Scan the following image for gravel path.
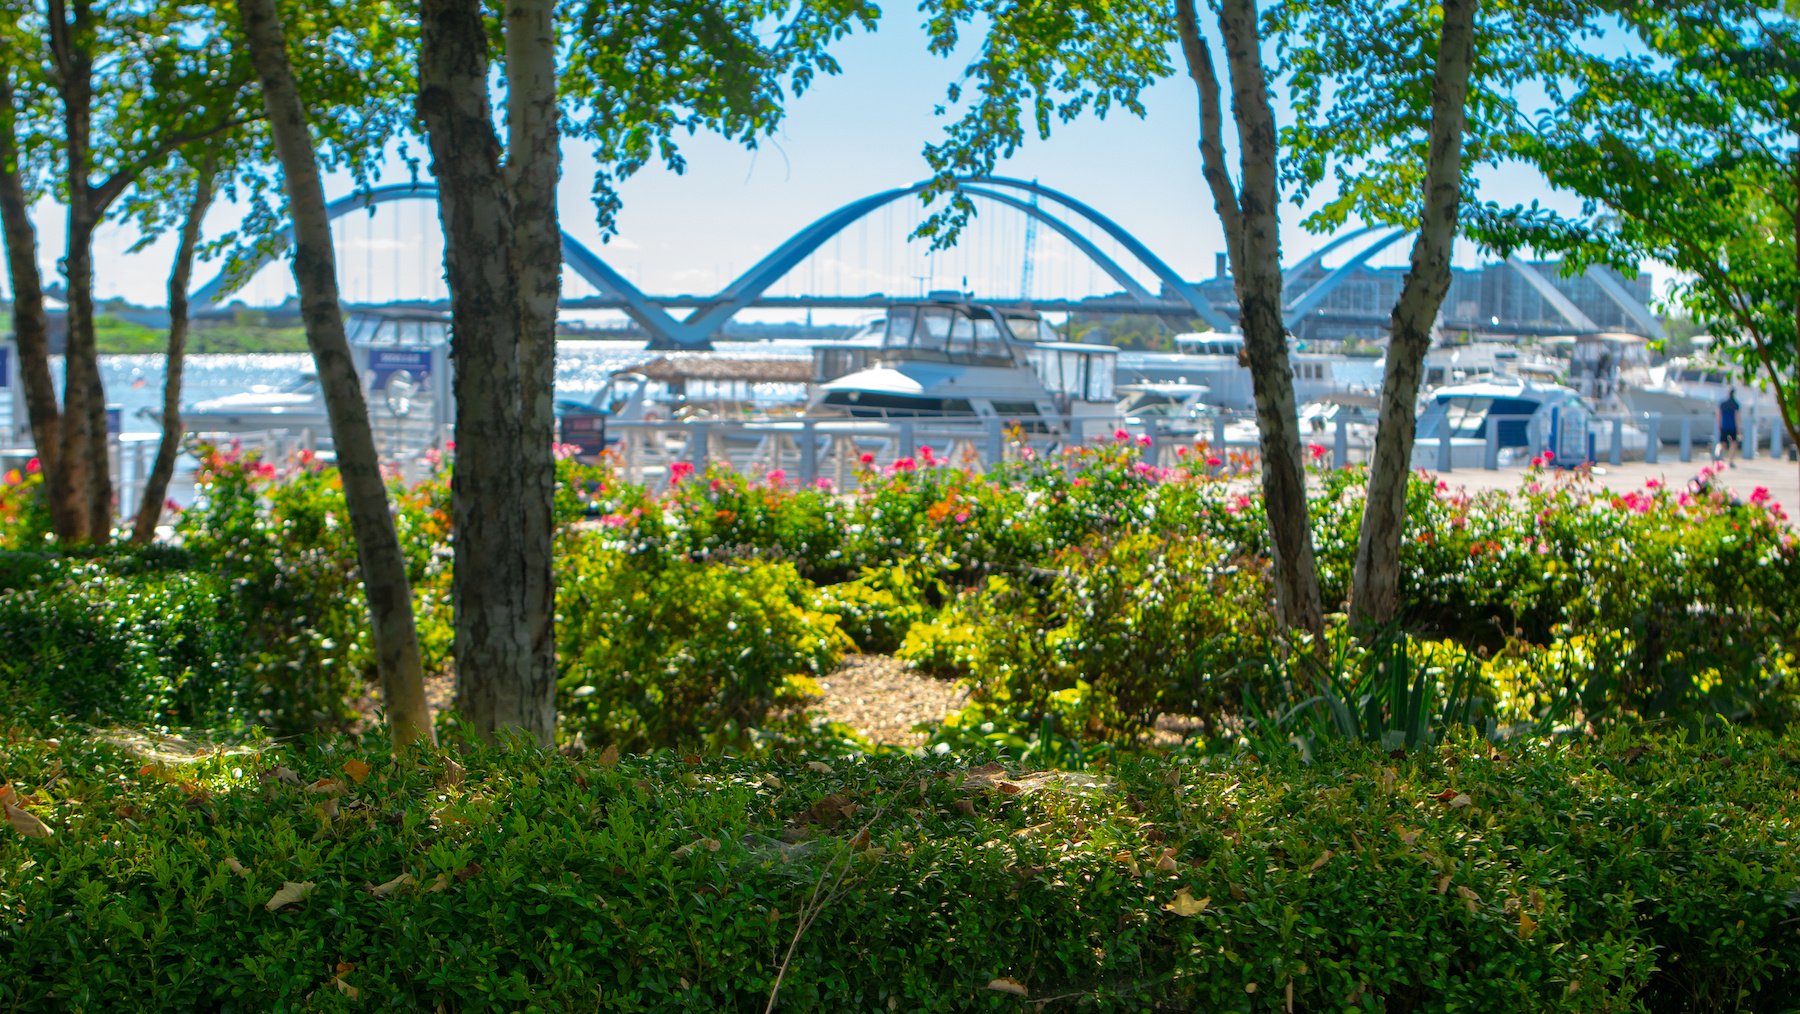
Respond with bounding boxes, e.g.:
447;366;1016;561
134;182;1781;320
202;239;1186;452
811;654;968;747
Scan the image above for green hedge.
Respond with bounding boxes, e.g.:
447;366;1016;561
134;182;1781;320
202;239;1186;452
4;723;1797;1011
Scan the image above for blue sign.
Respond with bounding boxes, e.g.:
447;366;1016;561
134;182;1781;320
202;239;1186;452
0;346;10;389
368;348;434;387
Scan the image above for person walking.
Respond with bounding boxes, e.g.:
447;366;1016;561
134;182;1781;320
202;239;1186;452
1715;388;1742;467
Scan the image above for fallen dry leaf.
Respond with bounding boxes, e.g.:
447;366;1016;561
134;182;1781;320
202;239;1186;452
307;778;345;796
368;872;414;897
1447;793;1473;809
985;977;1029;997
442;760;466;788
264;881;315;912
1430;788;1459;803
333;977;359;1000
1113;850;1141;877
1435;875;1453;895
263;765;302;786
1309;849;1334;872
597;743;620;768
1519;909;1538;939
5;801;52;839
1164;888;1209;917
427;873;450;893
805;761;834;774
224;857;248;877
1155;848;1180;873
1395;826;1422;846
1456;885;1480;913
342;759;372;785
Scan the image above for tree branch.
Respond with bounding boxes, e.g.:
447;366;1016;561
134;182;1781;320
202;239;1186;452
1175;0;1244;265
91;108;258;212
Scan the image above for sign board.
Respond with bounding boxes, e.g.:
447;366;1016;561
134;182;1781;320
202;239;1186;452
559;412;609;459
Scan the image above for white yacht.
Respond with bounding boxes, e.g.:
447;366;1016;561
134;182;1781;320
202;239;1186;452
810;297;1120;433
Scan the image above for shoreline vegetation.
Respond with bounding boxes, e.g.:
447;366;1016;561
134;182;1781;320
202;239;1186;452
4;441;1798;1008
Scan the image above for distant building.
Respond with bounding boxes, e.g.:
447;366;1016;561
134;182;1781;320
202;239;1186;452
1280;259;1656;342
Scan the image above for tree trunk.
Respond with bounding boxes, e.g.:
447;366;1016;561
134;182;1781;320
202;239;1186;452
47;0;104;541
420;0;553;746
1350;0;1478;628
504;0;560;742
1213;0;1325;639
236;0;435;748
131;165;214;544
0;67;62;494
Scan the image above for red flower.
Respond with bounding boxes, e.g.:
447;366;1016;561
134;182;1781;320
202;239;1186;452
24;457;39;475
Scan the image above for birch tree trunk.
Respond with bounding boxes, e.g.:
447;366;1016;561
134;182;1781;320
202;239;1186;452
504;0;560;741
419;0;554;746
131;164;214;544
0;67;62;491
1182;0;1325;639
1350;0;1478;627
235;0;435;748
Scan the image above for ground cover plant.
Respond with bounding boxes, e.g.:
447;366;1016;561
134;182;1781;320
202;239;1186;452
3;715;1798;1011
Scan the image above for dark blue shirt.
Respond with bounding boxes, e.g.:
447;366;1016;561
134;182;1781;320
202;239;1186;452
1720;395;1740;431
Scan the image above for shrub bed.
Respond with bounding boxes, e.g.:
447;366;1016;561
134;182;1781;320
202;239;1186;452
2;722;1797;1011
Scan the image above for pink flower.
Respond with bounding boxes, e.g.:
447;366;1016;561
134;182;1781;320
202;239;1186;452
255;461;277;479
1308;443;1328;461
24;457;39;475
599;513;629;528
1644;478;1662;490
859;452;875;466
1176;446;1189;458
163;498;180;512
892;457;916;473
1113;428;1130;441
669;461;695;482
954;511;969;523
1205;456;1222;468
709;478;726;493
3;469;20;487
814;477;834;491
1750;486;1772;505
919;445;937;465
423;447;443;469
1137;434;1153;447
766;469;786;486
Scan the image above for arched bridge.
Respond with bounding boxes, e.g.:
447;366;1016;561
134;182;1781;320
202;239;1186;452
195;181;1660;348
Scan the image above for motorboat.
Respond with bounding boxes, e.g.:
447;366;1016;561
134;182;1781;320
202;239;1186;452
1220;394;1381;450
1411;377;1603;469
810;296;1120;434
1116;382;1217;434
1119;331;1363;411
179;373;330;435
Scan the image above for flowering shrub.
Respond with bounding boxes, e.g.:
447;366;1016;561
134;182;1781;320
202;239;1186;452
556;537;850;751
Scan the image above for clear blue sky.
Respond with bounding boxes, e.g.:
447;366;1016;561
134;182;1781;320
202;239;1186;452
23;13;1609;317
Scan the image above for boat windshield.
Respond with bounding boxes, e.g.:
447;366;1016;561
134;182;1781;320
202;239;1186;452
883;306;1013;362
1420;395;1539;444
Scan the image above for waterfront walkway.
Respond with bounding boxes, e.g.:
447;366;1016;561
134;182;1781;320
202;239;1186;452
1423;452;1799;516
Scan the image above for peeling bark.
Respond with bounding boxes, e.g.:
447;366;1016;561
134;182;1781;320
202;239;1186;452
237;0;435;748
1350;0;1478;627
131;164;214;544
419;0;553;746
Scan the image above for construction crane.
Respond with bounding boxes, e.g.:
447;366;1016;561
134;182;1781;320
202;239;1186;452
1018;180;1040;302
